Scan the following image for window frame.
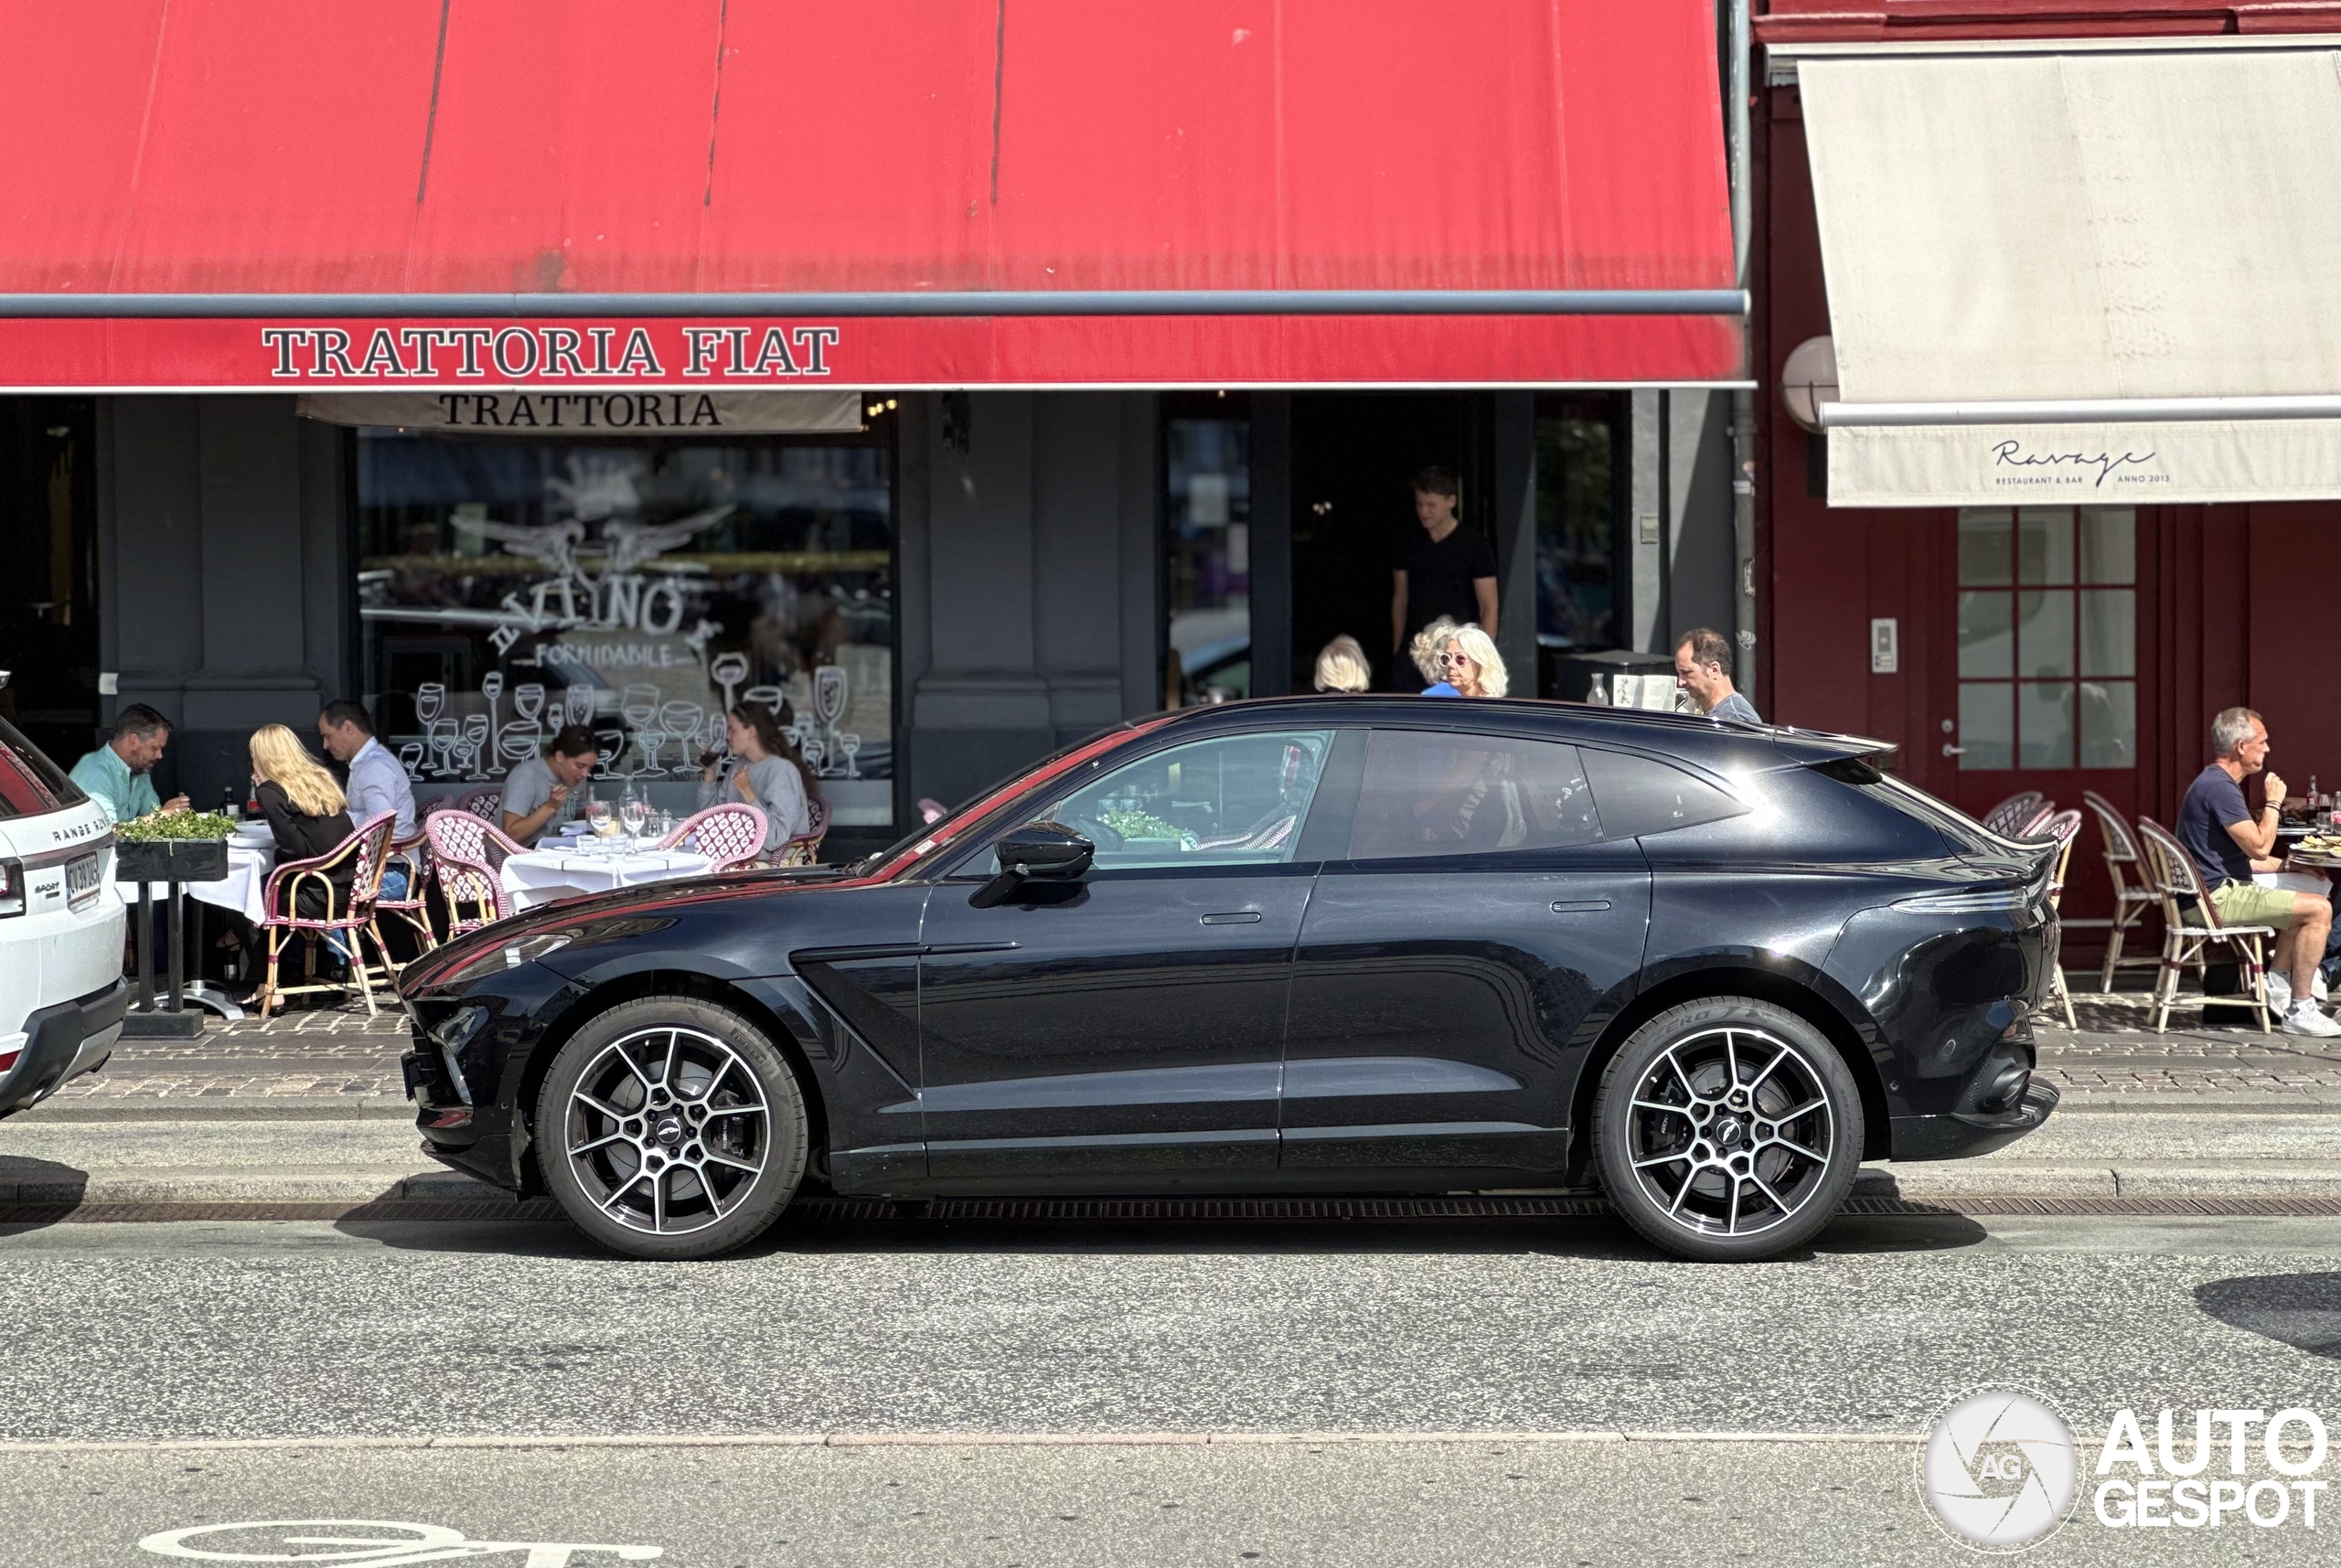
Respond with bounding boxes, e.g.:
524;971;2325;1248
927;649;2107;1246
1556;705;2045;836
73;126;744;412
1954;505;2137;773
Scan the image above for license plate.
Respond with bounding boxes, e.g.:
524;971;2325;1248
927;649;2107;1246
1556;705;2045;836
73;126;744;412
64;853;101;909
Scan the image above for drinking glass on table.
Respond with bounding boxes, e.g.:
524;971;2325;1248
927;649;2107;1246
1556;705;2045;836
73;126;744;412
620;796;649;845
583;795;614;846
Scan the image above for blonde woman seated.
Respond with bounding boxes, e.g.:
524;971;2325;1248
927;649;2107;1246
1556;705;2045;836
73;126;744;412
1312;635;1373;693
1410;616;1463;694
241;723;358;1004
1438;623;1509;699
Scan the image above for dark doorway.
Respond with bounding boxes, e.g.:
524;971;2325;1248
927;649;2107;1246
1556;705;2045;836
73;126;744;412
0;399;101;765
1290;393;1485;693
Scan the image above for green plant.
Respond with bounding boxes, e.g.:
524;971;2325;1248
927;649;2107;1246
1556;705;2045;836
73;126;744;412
114;809;236;841
1099;805;1182;841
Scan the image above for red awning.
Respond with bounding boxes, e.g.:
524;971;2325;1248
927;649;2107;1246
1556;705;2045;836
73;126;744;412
0;0;1741;389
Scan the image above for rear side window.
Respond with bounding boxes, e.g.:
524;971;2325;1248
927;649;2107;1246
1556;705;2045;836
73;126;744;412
1348;731;1602;859
1582;749;1747;839
0;718;81;819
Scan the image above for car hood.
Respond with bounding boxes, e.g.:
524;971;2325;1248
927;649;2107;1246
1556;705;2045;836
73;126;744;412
397;865;876;996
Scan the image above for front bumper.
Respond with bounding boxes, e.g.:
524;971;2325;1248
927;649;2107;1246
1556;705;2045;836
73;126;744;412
0;976;129;1119
1887;1079;2060;1162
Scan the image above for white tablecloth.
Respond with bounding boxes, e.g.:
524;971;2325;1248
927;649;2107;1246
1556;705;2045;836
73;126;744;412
114;836;277;923
499;848;714;912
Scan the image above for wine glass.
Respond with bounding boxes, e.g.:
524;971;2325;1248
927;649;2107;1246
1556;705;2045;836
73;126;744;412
396;741;425;780
710;652;749;717
583;795;613;846
621;795;650;846
480;673;505;771
502;681;545;767
800;734;828;775
658;701;703;776
813;664;848;733
839;732;861;778
566;683;597;728
620;684;662;775
415;684;448;774
459;714;491;780
426;718;460;779
592;729;625;779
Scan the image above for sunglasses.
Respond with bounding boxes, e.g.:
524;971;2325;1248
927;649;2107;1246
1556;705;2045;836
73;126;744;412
1439;651;1472;666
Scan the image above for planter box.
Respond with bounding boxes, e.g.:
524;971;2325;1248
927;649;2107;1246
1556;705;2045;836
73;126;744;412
113;837;230;883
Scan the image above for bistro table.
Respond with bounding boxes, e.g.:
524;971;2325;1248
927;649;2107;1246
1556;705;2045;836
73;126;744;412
112;824;277;1022
498;845;714;912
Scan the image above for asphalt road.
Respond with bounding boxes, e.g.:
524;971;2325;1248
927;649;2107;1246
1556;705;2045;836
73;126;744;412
1;1211;2338;1564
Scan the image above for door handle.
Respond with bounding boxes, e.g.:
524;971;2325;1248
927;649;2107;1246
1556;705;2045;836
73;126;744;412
1549;900;1612;913
1200;911;1264;925
1942;743;1966;757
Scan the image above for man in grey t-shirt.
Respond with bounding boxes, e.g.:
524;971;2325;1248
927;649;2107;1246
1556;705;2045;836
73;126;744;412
501;725;601;845
1673;627;1761;726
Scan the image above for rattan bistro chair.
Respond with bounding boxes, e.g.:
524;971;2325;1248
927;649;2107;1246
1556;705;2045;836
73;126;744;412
657;802;770;872
2038;809;2085;1029
2135;817;2274;1035
371;827;437;958
2081;790;2163;992
424;807;527;937
1981;791;2047;837
253;811;399;1018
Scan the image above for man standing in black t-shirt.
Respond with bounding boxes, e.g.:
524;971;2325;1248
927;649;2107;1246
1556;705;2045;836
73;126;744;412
1389;465;1498;682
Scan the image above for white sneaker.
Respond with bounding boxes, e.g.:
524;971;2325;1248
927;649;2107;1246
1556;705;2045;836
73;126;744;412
2282;1001;2341;1038
2267;973;2293;1011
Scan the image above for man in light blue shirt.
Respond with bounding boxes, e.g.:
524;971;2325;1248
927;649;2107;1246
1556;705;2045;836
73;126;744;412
318;699;416;837
320;699;420;902
69;704;187;824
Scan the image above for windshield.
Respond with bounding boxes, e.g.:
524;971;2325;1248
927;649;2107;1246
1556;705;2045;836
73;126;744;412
0;717;87;820
854;719;1170;880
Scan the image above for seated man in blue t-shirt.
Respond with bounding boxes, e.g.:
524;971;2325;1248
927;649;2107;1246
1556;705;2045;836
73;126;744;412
2174;706;2339;1036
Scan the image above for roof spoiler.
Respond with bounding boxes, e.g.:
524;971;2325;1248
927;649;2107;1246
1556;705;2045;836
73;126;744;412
1767;727;1900;773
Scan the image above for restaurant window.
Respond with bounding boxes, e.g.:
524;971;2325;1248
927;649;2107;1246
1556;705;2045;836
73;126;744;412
355;429;896;829
1164;410;1252;706
1955;506;2134;772
1533;392;1627;695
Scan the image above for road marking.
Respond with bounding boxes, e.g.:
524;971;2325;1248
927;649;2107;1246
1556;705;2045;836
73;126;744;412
139;1520;660;1566
0;1428;1933;1455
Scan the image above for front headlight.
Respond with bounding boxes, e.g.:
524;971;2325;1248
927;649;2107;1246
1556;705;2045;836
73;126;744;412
429;1004;490;1107
435;931;574;988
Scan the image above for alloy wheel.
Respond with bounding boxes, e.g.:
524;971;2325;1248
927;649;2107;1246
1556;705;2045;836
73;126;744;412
1620;1025;1835;1238
561;1026;772;1234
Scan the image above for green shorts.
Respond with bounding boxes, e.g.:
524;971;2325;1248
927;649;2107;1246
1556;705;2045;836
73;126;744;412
2209;880;2301;930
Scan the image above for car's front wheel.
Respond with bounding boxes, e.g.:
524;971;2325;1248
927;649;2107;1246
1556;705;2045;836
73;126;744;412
536;996;807;1259
1592;997;1863;1262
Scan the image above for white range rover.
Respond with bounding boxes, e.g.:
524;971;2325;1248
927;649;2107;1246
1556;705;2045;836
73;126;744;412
0;717;125;1118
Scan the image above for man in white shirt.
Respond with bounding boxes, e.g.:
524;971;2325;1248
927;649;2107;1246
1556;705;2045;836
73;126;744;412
319;699;421;908
318;700;417;838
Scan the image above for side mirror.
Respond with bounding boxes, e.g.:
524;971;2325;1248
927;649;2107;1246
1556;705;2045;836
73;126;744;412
996;819;1094;880
971;820;1095;909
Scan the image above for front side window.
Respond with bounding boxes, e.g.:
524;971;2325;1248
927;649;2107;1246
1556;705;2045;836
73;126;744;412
1349;731;1602;859
1046;730;1334;869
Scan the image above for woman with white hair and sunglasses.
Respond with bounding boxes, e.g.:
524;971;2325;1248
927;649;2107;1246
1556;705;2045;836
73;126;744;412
1437;623;1508;699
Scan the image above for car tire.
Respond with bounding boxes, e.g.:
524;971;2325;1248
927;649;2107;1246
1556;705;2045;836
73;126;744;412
535;995;808;1260
1592;997;1864;1263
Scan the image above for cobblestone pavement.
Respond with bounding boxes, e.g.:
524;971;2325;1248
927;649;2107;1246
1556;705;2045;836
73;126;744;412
41;989;2341;1104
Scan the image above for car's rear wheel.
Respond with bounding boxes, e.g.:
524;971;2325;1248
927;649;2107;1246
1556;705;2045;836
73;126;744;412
535;996;807;1260
1593;997;1863;1262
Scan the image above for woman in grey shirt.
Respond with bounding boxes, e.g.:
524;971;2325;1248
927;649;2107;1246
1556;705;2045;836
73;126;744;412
699;700;817;856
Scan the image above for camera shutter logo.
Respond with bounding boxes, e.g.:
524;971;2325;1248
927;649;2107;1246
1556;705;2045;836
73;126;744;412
1918;1388;2079;1551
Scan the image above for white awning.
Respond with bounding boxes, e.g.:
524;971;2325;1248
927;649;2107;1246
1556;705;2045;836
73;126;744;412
1799;45;2341;507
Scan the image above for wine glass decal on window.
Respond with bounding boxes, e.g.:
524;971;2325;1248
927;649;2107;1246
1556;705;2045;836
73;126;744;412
459;713;491;781
711;653;749;720
839;732;861;779
504;682;546;767
658;702;704;776
619;685;663;775
480;673;505;773
812;665;848;766
742;684;786;720
415;683;446;775
565;683;596;729
799;733;828;774
396;741;425;780
593;729;625;779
